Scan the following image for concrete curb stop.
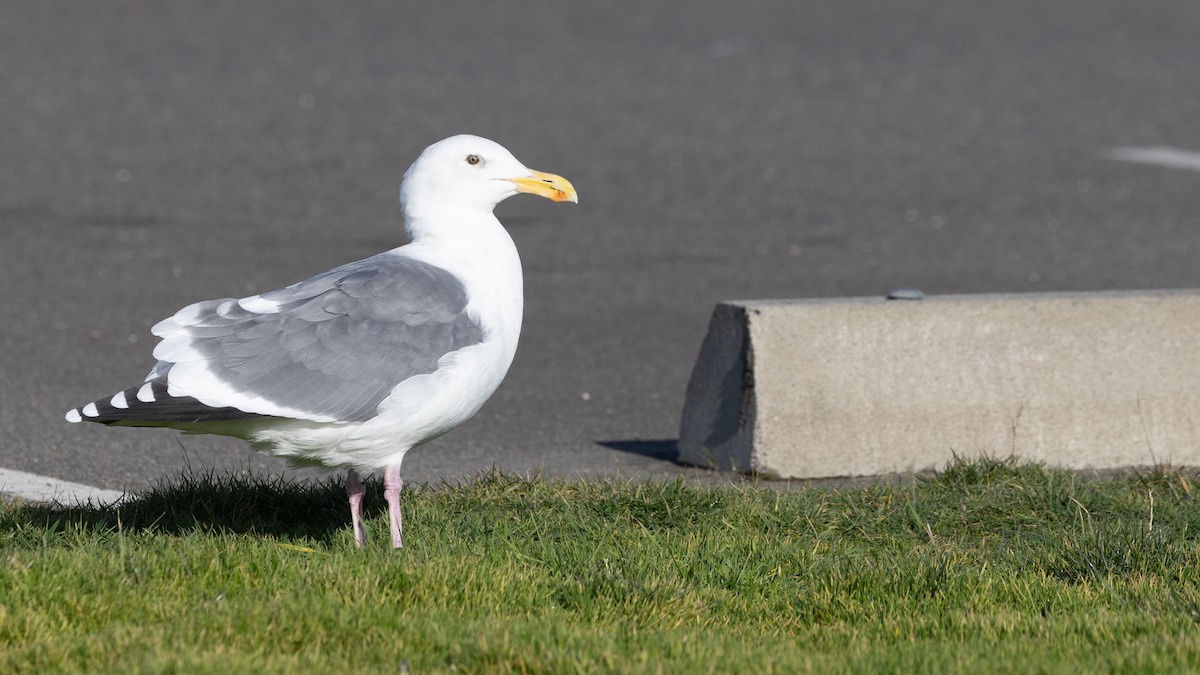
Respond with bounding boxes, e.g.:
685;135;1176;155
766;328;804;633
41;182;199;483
678;290;1200;479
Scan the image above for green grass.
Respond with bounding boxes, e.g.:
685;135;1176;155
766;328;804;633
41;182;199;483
2;457;1200;673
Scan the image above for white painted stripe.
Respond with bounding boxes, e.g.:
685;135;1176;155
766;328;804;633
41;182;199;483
1104;146;1200;172
0;467;126;504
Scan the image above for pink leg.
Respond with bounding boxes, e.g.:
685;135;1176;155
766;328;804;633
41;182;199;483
383;463;404;549
346;469;367;549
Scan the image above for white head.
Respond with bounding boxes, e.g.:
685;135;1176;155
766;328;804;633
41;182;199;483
400;135;577;228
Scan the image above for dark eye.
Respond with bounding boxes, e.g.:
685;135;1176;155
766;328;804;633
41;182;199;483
465;154;482;165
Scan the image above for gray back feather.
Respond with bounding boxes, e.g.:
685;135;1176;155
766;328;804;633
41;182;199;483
178;253;483;422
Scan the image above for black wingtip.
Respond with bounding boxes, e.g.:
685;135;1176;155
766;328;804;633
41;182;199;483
66;379;269;426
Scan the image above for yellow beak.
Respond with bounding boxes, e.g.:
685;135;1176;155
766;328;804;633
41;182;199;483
507;170;579;204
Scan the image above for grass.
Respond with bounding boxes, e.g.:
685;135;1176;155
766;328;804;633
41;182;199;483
2;456;1199;673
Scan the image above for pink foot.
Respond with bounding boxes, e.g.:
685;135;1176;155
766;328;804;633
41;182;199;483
383;464;404;549
346;469;367;549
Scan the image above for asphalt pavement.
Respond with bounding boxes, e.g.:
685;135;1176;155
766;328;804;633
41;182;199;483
3;1;1200;492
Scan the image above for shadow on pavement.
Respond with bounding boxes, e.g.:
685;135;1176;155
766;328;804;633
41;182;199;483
596;439;680;463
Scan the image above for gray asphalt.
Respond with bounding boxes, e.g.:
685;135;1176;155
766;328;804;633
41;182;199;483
3;1;1200;492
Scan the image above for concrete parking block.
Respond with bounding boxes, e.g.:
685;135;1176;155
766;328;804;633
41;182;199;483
679;291;1200;478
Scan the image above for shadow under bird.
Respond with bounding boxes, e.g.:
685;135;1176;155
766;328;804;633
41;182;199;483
66;134;578;549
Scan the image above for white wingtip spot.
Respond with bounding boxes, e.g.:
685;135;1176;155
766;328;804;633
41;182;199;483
110;391;129;409
137;383;155;402
65;409;82;423
81;402;99;417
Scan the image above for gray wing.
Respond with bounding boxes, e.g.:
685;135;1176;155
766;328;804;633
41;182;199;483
149;252;484;422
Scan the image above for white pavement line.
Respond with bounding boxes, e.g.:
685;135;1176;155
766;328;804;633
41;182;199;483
0;467;126;505
1104;146;1200;172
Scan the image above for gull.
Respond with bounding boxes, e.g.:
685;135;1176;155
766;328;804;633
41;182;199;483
66;134;578;548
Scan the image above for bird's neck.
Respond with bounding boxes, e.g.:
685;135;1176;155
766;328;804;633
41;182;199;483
399;205;522;293
403;203;502;247
397;206;524;352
